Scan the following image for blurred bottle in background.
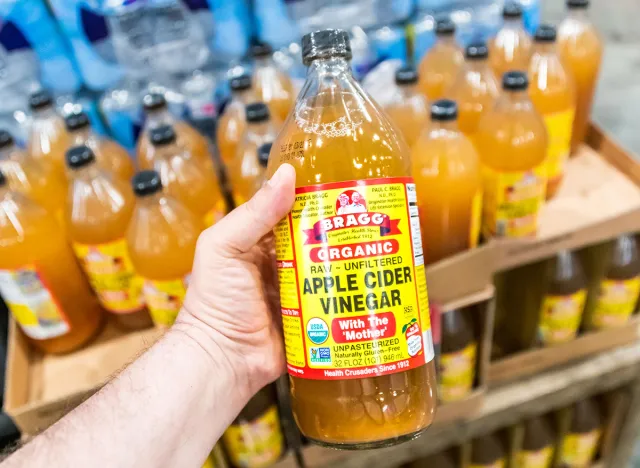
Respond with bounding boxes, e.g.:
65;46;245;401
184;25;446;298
250;41;295;123
439;307;477;403
384;67;430;149
217;74;256;167
489;3;532;80
418;19;463;101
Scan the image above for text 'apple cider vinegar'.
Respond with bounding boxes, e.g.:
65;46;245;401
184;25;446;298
418;19;463;101
384;67;430;149
476;72;547;239
0;170;103;354
267;29;437;449
65;146;151;330
127;171;202;327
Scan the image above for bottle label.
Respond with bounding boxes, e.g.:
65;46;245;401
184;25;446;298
73;239;145;314
538;290;587;345
544;109;575;181
560;430;601;466
222;405;284;468
0;267;70;340
469;461;505;468
204;199;227;227
470;190;482;248
202;455;215;468
481;165;546;238
517;446;554;468
592;276;640;329
143;276;190;327
438;342;477;403
274;178;434;380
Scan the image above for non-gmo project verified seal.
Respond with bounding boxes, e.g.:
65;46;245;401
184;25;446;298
310;347;332;364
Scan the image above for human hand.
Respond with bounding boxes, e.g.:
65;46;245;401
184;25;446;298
177;164;296;398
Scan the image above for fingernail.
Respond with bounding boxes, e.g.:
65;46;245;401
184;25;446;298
268;164;287;188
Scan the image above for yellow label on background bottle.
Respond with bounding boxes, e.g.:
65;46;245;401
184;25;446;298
543;109;575;181
592;276;640;329
0;266;70;340
73;239;145;314
560;430;601;466
438;342;477;403
274;178;434;380
469;460;505;468
469;190;482;248
538;290;586;345
202;455;215;468
517;446;554;468
222;405;284;468
481;165;546;238
143;276;190;327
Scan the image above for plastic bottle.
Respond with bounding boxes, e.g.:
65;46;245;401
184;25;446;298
230;103;280;206
65;145;151;330
582;234;640;331
558;0;603;153
489;3;533;80
529;25;576;199
418;19;464;101
222;384;285;468
217;74;257;166
137;93;210;171
411;100;482;264
559;398;602;467
449;42;500;137
148;125;226;227
0;169;103;354
439;307;477;403
0;130;66;222
267;29;437;448
251;42;296;123
65;110;135;183
519;415;555;468
471;433;506;468
384;67;430;149
27;90;70;182
127;170;202;328
476;71;547;239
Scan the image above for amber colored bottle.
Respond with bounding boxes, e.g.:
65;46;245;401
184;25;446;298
439;307;477;403
148;125;226;226
418;19;464;101
489;3;533;80
558;0;603;153
217;74;257;166
518;416;555;468
529;25;576;199
559;398;602;467
412;100;482;264
0;170;103;354
27;90;70;182
222;384;285;468
229;103;280;206
449;42;500;137
65;146;151;330
476;71;548;239
471;433;506;468
582;234;640;331
0;130;66;222
65;110;135;183
251;42;295;123
536;250;588;346
137;93;210;171
127;171;202;328
267;29;437;448
384;67;430;148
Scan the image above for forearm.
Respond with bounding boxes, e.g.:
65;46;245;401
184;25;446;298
4;320;250;468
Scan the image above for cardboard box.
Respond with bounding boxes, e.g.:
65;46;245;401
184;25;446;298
488;316;640;387
4;321;162;434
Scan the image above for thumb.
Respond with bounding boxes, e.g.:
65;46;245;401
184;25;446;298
208;163;296;254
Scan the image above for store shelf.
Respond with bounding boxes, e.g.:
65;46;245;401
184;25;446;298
277;342;640;468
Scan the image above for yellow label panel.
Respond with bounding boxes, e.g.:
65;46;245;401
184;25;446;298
560;430;601;466
469;190;482;248
517;446;554;468
544;109;575;181
538;290;587;345
274;178;434;380
143;277;189;326
438;342;477;403
469;460;505;468
592;276;640;329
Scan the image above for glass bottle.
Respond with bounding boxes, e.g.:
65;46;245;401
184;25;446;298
559;398;602;467
384;67;430;148
127;170;202;327
0;170;103;354
267;29;437;448
418;19;464;101
476;71;547;239
529;25;576;199
489;3;533;80
251;41;295;123
558;0;603;153
449;42;500;137
519;415;555;468
217;74;257;166
439;307;477;403
411;100;482;264
471;433;506;468
65;145;151;330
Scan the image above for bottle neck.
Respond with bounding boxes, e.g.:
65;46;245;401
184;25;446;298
255;55;275;69
247;120;274;137
397;83;420;98
0;144;17;162
533;42;557;56
613;234;637;266
502;90;532;108
70;127;94;146
70;163;102;183
146;108;175;128
438;36;457;48
568;9;590;22
307;56;352;78
137;191;164;208
430;120;459;133
234;89;255;105
32;106;58;121
503;17;524;30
